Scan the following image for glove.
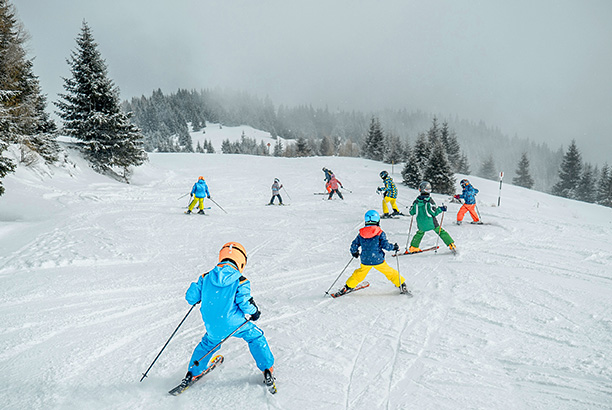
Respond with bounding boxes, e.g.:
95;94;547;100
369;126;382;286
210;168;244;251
440;205;447;212
454;195;460;199
351;251;360;258
376;187;383;193
249;298;261;321
207;195;211;199
393;243;400;251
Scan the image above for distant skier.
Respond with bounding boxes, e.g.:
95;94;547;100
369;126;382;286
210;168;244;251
322;167;334;193
454;179;480;224
407;181;456;253
377;170;402;218
187;176;211;214
333;210;409;296
327;174;344;200
269;178;283;205
177;242;276;393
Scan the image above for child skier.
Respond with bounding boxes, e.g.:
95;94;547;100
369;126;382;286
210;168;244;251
186;176;211;214
177;242;276;394
408;181;457;253
269;178;283;205
377;171;402;217
322;167;334;193
454;179;480;224
328;174;344;200
333;210;409;296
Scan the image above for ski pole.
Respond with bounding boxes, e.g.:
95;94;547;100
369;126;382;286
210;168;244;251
177;193;189;200
434;206;446;254
209;197;228;214
140;303;198;382
475;202;483;222
395;249;402;293
404;215;414;251
341;187;353;193
324;257;355;296
191;319;251;368
282;187;292;201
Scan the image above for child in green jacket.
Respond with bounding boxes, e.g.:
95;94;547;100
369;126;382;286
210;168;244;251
408;181;456;253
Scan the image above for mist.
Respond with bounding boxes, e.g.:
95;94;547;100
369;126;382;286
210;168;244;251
12;0;612;164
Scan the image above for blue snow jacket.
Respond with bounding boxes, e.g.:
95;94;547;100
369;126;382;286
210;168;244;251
459;185;479;205
350;225;394;266
185;261;257;340
191;180;210;198
381;177;398;198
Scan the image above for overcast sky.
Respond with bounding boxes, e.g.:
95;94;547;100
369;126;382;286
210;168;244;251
12;0;612;164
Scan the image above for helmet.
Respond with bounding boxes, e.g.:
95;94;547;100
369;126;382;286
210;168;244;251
380;170;388;179
322;167;327;171
364;210;380;225
460;179;470;188
274;178;279;183
198;176;205;181
419;181;432;194
218;242;247;273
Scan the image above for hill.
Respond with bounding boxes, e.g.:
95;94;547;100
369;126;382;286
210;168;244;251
0;145;611;409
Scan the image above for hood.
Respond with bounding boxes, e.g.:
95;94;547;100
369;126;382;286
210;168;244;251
359;225;382;239
197;180;206;186
208;262;241;287
417;194;431;201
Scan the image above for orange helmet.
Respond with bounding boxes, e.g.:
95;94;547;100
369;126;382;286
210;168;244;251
198;176;205;181
218;242;247;272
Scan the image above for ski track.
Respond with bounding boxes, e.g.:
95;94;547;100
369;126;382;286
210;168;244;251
1;153;611;409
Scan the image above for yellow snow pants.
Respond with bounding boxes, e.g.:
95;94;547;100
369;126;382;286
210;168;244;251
382;197;399;214
188;197;205;211
346;261;405;288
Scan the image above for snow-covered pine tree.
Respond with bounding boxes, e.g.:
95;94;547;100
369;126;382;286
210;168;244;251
512;152;534;189
441;121;461;172
295;137;311;157
320;135;333;156
423;140;455;194
362;116;384;161
273;137;283;157
551;140;582;199
479;155;497;180
177;126;193;152
597;164;612;207
55;21;147;180
427;116;441;147
456;151;471;174
412;133;431;174
205;139;215;154
576;163;596;203
401;149;422;189
383;133;403;164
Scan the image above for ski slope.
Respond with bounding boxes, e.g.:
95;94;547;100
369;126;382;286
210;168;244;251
1;145;611;410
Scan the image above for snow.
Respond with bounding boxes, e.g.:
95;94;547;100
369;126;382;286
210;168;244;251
1;133;611;409
189;122;288;152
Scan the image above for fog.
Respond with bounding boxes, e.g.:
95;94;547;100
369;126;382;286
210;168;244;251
12;0;612;163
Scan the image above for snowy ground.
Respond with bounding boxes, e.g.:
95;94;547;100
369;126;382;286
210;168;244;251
1;145;611;410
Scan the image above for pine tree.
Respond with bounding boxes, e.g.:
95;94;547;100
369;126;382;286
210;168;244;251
576;163;596;203
55;21;147;180
412;133;430;173
401;149;422;189
512;152;534;189
597;164;612;207
551;140;582;199
456;151;471;174
422;141;455;194
295;137;311;157
441;122;461;172
479;156;497;180
383;134;403;164
362;116;384;161
320;135;333;156
427;116;441;147
273;137;283;157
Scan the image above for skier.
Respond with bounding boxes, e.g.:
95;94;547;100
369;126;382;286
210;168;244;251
377;171;402;218
333;210;409;296
268;178;283;205
454;179;480;224
187;176;211;214
327;174;344;200
407;181;456;253
178;242;276;393
322;167;334;193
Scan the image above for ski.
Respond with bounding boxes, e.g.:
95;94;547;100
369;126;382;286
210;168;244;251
168;355;224;396
393;246;439;256
313;192;329;195
380;215;400;219
330;282;370;298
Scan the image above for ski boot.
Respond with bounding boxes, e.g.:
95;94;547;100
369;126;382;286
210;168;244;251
456;220;462;225
197;209;205;215
391;210;404;216
408;246;421;253
448;243;457;254
185;209;192;214
331;284;353;298
381;213;391;219
263;368;277;394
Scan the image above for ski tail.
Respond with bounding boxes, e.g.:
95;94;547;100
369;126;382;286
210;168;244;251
168;355;224;396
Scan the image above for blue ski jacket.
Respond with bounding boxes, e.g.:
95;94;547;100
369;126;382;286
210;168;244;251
191;180;210;198
350;225;394;266
185;261;257;340
459;185;479;205
381;177;398;198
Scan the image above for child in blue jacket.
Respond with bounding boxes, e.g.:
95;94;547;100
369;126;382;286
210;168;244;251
186;176;211;214
333;210;409;296
179;242;276;392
